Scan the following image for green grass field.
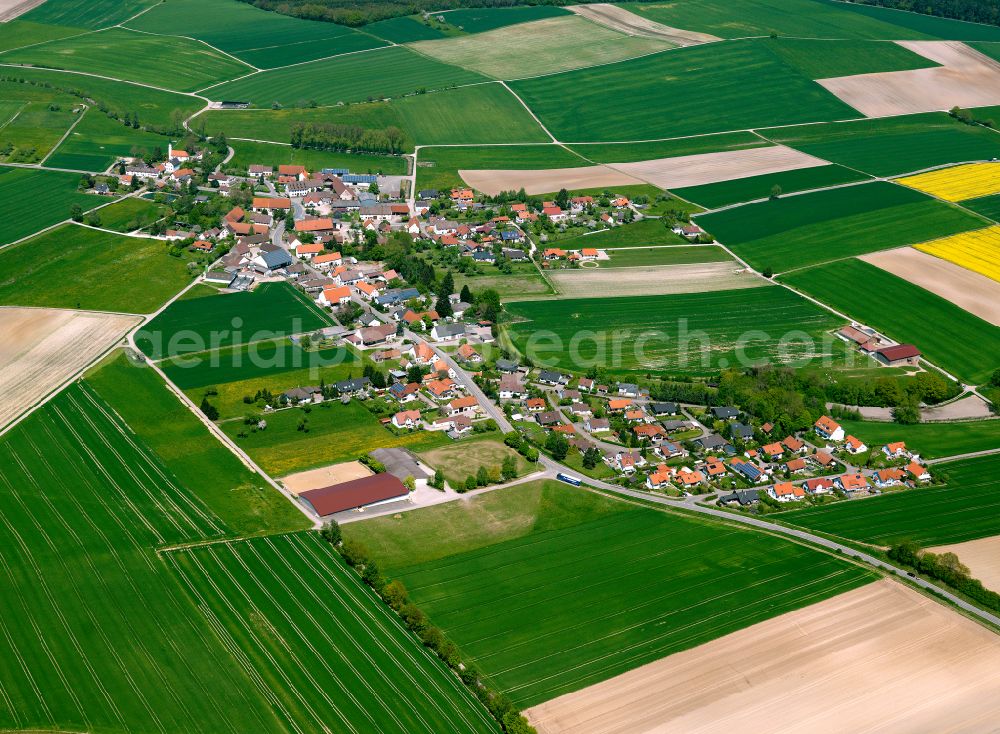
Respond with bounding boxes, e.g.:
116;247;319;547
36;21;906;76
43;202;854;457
438;5;571;32
411;15;673;80
365;15;452;43
961;193;1000;222
419;434;530;487
22;0;157;29
136;282;331;359
599;245;733;267
95;196;168;232
697;182;985;272
416;144;588;192
769;112;1000;177
674;164;872;209
763;37;938;78
168;533;499;733
0;81;79;163
124;0;386;68
0;20;87;53
781;259;1000;384
837;418;1000;460
568;132;770;164
0;168;100;245
553;219;691;249
778;454;1000;546
510;39;859;142
0;28;252;93
347;480;874;706
46;109;172;171
619;0;1000;40
221;399;450;476
228;140;407;176
209;46;487;107
0;223;192;312
454;269;554;300
504;286;846;376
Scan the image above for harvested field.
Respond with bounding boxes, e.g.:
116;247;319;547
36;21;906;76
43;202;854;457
916;225;1000;283
819;41;1000;117
281;460;372;495
460;164;642;196
410;16;674;80
545;262;767;300
568;4;719;45
526;580;1000;734
611;145;829;189
930;536;1000;593
897;161;1000;201
0;307;138;429
861;246;1000;326
0;0;45;23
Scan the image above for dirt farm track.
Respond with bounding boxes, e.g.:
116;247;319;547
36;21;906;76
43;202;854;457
526;580;1000;734
0;307;139;430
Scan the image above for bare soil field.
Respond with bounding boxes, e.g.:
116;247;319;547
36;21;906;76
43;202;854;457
819;41;1000;117
568;4;719;45
921;393;994;420
930;536;1000;593
0;0;46;22
460;164;643;195
526;580;1000;734
612;145;830;189
0;307;138;430
544;262;768;299
281;460;372;495
860;247;1000;326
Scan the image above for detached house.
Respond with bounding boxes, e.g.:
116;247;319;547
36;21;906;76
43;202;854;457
814;415;845;442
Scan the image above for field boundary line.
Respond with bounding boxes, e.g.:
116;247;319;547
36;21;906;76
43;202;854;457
117;25;261;73
0;62;210;101
0;100;25;130
39;103;87;166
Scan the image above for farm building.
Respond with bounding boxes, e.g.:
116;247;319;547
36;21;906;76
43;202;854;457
299;474;409;516
874;343;921;367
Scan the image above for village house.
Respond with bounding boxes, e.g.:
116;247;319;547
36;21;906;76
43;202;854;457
907;462;931;482
873;467;907;489
835;472;870;496
499;374;527;400
449;396;480;417
844;435;868;455
883;442;909;460
803;476;836;495
392;410;422;430
814;415;845;442
646;464;676;490
770;481;805;502
585;417;610;433
318;285;351;307
874;343;921;367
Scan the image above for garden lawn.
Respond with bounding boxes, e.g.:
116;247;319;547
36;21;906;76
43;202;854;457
416;144;588;192
837;418;1000;460
0;223;192;312
350;480;874;707
0;167;96;244
438;6;571;33
410;15;673;80
553;219;691;249
168;533;499;734
228;140;407;176
46;109;172;171
95;196;168;232
208;46;487;107
569;132;770;164
510;39;860;142
124;0;386;68
674;164;872;209
504;286;846;376
600;245;733;267
221;399;450;476
781;258;1000;384
418;434;531;487
22;0;157;29
86;352;308;536
769;112;1000;177
0;28;253;93
136;282;330;359
778;454;1000;546
697;182;985;272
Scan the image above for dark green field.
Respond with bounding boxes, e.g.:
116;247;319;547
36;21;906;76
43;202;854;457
697;182;985;272
0;80;79;163
781;259;1000;384
22;0;157;28
416;144;588;192
674;164;872;209
0;168;95;244
769;113;1000;177
505;286;846;375
437;5;571;32
778;454;1000;546
124;0;386;68
208;46;487;107
568;132;769;164
0;223;192;312
553;219;691;249
763;37;937;78
510;40;861;142
136;282;331;359
348;480;874;707
601;245;733;267
962;193;1000;222
46;110;172;171
94;196;168;232
365;15;451;42
228;140;408;176
837;418;1000;460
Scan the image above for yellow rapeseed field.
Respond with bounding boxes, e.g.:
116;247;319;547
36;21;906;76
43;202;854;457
916;225;1000;282
897;162;1000;202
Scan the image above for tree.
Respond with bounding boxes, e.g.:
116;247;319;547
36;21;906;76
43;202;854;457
438;270;454;299
582;447;601;469
460;284;473;303
403;474;415;491
199;396;219;421
501;455;517;481
69;204;83;222
432;468;445;489
892;399;921;425
770;184;782;199
762;266;774;278
476;465;489;486
382;579;408;610
545;431;569;461
299;333;312;350
319;520;341;545
464;475;477;492
435;294;453;319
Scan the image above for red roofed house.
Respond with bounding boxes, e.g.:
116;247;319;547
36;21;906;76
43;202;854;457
542;206;567;222
873;468;907;488
252;196;291;212
762;442;784;459
883;442;909;459
295;218;334;232
874;343;921;367
835;473;870;495
543;248;566;260
449;396;479;416
392;410;422;429
804;477;835;495
526;397;546;413
319;285;351;307
646;464;675;490
907;462;931;482
296;243;325;259
769;481;804;502
355;281;381;300
844;435;868;455
278;164;309;179
312;252;343;270
299;473;408;516
782;435;805;453
786;457;808;473
580;248;599;260
814;415;844;442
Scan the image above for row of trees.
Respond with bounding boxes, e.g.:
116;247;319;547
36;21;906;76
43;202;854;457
855;0;1000;27
319;521;536;734
290;122;408;155
238;0;585;26
888;541;1000;614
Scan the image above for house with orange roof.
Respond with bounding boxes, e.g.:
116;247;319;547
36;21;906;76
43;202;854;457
457;344;480;362
579;248;599;260
703;457;727;478
676;469;705;489
611;451;646;474
646;464;675;490
449;396;479;416
835;473;870;495
844;435;868;455
355;281;382;300
450;188;474;202
295;242;325;258
624;408;647;422
319;285;351;307
190;240;213;252
607;398;632;412
803;476;836;495
278;164;309;179
906;462;930;482
873;467;907;488
295;218;334;232
812;450;835;467
782;435;805;453
769;482;804;502
634;424;666;442
786;457;808;473
431;359;453;378
541;206;567;221
814;415;844;441
392;410;422;430
252;196;291;212
761;442;784;459
543;248;567;260
426;378;457;400
883;442;909;459
312;252;343;270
